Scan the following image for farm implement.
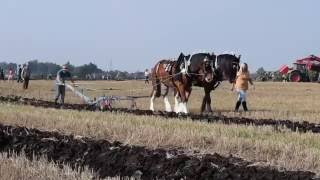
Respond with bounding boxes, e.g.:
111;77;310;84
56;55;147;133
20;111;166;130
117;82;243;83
65;83;148;111
279;55;320;82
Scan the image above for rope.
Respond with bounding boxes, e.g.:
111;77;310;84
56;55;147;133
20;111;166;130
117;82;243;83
187;72;206;76
69;72;183;97
77;71;216;96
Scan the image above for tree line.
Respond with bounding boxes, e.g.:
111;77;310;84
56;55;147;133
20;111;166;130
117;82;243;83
0;60;145;80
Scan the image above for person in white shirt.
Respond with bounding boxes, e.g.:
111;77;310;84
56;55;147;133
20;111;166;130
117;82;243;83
21;64;31;89
144;69;150;84
54;65;74;105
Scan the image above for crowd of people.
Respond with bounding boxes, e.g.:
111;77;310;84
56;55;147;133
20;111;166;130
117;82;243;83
0;64;31;89
0;61;255;112
0;63;73;106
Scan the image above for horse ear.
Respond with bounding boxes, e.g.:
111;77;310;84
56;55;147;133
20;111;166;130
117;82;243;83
211;52;216;59
238;55;241;60
177;53;184;61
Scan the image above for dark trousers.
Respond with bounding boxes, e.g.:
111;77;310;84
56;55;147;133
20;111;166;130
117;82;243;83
55;85;66;104
145;76;149;84
17;73;22;83
23;78;29;89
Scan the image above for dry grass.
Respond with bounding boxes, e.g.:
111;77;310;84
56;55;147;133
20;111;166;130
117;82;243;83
0;104;320;174
0;152;95;180
0;152;135;180
1;80;320;122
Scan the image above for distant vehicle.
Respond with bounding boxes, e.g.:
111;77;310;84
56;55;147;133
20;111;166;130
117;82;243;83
279;55;320;82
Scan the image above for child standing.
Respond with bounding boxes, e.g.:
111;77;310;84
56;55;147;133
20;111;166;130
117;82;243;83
231;63;254;111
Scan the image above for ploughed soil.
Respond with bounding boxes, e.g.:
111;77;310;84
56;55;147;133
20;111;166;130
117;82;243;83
0;123;316;180
1;95;320;134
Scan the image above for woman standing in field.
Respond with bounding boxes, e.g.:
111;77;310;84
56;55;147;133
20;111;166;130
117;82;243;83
231;63;254;111
7;68;14;82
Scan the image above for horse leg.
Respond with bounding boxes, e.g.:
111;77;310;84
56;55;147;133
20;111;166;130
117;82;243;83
205;92;213;113
183;86;192;113
150;90;156;111
150;71;162;111
176;84;188;114
163;86;172;112
201;88;213;113
174;90;180;113
201;95;207;113
185;86;192;100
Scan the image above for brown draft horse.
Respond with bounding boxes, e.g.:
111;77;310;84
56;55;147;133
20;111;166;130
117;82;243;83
150;52;216;113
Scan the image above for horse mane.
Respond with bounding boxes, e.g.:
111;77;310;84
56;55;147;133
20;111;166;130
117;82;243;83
217;54;240;63
177;53;185;65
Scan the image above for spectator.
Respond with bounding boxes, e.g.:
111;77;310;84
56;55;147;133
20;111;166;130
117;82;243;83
144;69;150;84
17;65;23;83
21;64;31;89
7;68;14;82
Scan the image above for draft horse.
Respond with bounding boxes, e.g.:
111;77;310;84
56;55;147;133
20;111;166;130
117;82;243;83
196;54;241;113
150;52;216;113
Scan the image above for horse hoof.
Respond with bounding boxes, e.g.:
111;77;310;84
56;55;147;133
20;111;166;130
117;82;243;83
201;110;213;115
177;112;189;117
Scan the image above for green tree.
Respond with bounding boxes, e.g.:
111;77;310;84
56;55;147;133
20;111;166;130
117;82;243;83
256;67;266;76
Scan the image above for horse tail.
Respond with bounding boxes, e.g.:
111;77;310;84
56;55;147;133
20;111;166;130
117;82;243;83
151;63;161;98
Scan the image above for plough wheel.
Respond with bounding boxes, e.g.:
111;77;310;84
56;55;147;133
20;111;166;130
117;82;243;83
290;71;302;82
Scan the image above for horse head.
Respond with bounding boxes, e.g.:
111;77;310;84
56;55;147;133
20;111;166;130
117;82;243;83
216;54;240;83
189;52;216;83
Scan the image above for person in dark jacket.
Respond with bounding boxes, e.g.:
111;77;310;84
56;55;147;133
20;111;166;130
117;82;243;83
17;65;22;83
0;68;4;81
54;65;74;105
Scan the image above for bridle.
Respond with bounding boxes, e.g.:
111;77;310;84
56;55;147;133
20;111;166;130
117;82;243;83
200;55;216;82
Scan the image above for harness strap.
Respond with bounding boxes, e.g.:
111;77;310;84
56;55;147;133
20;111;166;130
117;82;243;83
181;55;192;76
215;55;219;69
155;63;160;75
213;81;221;89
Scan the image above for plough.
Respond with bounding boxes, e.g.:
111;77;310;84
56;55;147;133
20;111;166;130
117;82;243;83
65;83;148;111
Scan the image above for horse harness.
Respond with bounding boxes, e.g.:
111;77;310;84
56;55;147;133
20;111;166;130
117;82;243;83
162;60;176;74
179;54;215;76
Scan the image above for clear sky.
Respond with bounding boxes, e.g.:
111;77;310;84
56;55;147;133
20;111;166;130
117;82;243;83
0;0;319;72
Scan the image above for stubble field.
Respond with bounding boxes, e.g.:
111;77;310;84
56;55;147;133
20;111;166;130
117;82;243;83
1;80;320;179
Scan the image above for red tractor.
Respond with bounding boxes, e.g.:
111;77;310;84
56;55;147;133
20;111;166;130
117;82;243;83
279;55;320;82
